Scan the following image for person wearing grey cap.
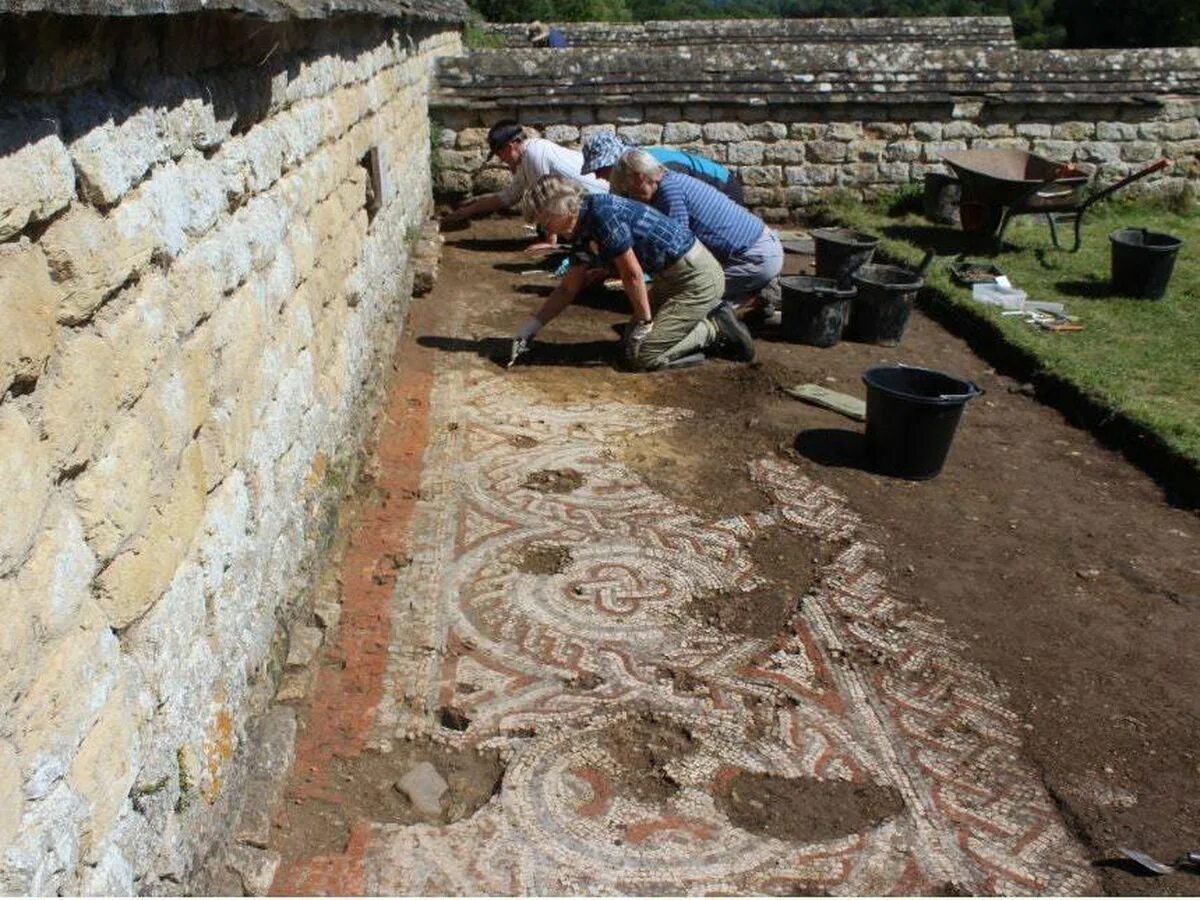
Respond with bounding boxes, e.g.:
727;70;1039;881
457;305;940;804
581;132;745;205
442;120;606;229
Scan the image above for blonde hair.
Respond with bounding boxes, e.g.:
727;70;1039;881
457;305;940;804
521;174;587;223
609;149;664;196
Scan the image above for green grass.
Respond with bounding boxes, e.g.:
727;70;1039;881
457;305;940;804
822;191;1200;466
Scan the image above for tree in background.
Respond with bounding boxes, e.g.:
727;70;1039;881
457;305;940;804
464;0;1196;47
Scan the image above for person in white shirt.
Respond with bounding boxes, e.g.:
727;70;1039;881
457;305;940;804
442;120;607;228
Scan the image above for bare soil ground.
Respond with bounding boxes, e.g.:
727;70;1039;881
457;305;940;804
423;218;1200;895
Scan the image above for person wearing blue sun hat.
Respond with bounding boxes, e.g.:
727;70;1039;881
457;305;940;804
580;131;745;205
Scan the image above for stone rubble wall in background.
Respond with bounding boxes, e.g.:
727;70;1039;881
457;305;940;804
431;36;1200;221
0;13;462;894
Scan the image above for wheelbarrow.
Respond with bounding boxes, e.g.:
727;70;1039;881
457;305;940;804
940;149;1170;252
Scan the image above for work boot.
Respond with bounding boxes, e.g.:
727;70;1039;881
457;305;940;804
708;303;755;362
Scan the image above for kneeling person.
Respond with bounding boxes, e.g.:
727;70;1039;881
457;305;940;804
610;149;782;313
512;175;754;370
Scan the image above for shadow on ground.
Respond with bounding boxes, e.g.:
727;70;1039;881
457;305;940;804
419;335;619;369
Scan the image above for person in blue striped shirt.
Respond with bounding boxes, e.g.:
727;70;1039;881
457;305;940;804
581;132;745;205
507;175;755;371
609;149;782;313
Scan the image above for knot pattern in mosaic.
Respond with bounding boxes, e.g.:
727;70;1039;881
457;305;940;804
368;370;1096;896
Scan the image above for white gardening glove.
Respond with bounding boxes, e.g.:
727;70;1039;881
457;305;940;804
507;316;541;369
624;319;653;368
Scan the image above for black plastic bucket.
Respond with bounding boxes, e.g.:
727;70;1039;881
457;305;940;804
862;365;983;480
811;227;879;287
779;276;856;347
847;264;923;346
1110;227;1183;300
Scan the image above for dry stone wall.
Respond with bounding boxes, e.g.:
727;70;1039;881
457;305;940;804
0;11;462;894
432;31;1200;221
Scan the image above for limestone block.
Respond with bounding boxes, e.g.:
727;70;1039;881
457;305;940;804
397;761;448;815
1029;139;1077;162
738;165;782;187
806;140;847;164
1096;121;1139;141
617;123;663;146
77;843;134;896
1078;141;1122;163
437;149;485;172
94;441;207;628
541;124;578;144
848;140;886;162
473;168;511;193
741;187;782;207
747;122;787;142
140;154;226;258
580;124;615;143
789;123;823;140
784;166;836;186
909;121;943;141
41;205;154;326
699;142;728;163
1121;141;1162;163
784;186;820;206
225;844;281;896
662;122;701;144
943;122;982;141
455;127;489;150
436;127;457;150
0;240;57;396
67;677;138;854
1052;121;1094;141
0;128;76;240
16;498;97;639
983;124;1015;138
951;100;985;120
1143;119;1200;141
5;19;115;94
760;141;804;165
285;624;323;669
863;121;906;141
877;161;912;183
67;101;164;206
14;626;119;799
0;407;52;576
73;414;160;563
840;162;879;185
151;77;233;158
0;779;88;895
0;738;21;854
972;137;1028;151
39;331;122;472
702;122;748;143
0;578;36;722
824;122;860;142
921;141;969;162
883;141;916;162
727;142;766;165
1016;123;1052;139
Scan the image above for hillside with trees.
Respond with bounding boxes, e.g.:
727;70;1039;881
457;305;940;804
464;0;1198;48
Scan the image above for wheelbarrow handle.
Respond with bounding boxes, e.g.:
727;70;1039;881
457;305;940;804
1084;158;1171;208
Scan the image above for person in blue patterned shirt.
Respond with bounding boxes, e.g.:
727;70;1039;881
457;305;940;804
610;149;783;315
507;175;755;371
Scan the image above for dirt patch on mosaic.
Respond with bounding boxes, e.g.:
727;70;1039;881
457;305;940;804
273;739;505;858
600;710;696;805
686;584;797;641
717;772;905;842
515;543;573;574
523;468;585;493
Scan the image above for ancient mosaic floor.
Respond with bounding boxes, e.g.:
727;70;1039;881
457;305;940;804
340;366;1097;896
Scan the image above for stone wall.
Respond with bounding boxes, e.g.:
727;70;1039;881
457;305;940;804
483;16;1017;48
0;10;462;894
432;32;1200;220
